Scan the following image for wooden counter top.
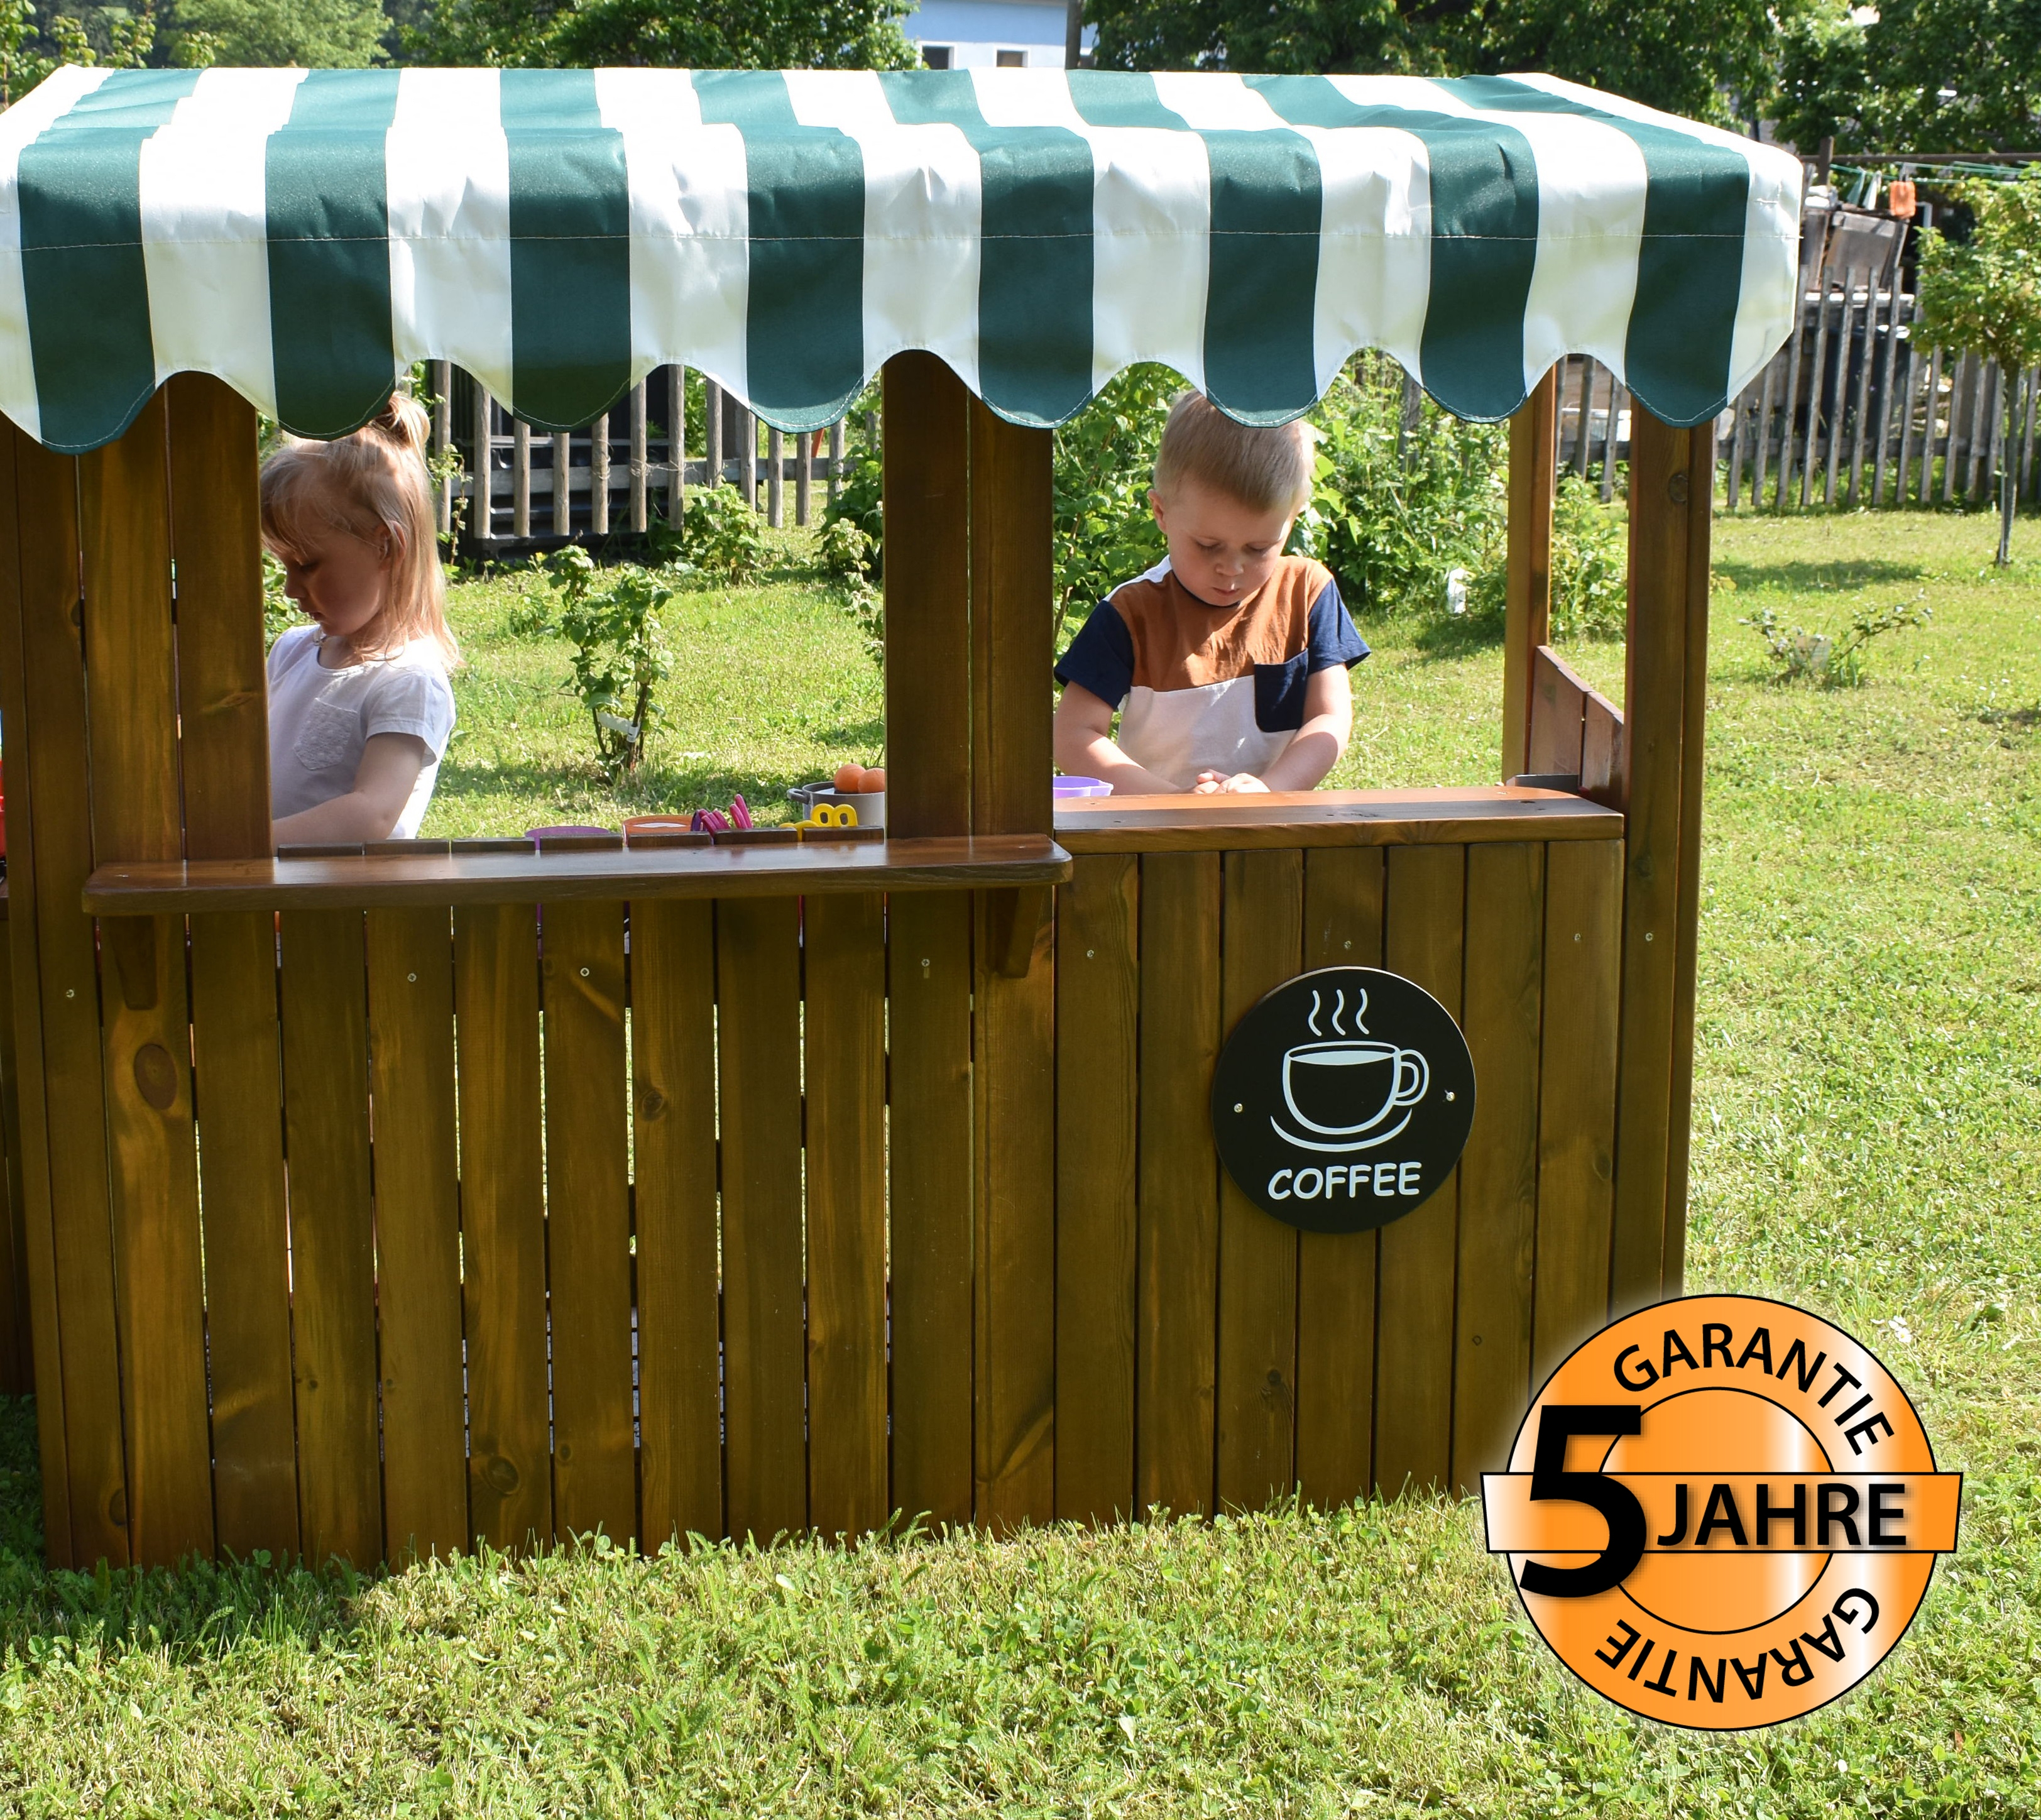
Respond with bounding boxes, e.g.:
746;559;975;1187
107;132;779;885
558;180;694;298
1052;786;1622;853
83;834;1071;914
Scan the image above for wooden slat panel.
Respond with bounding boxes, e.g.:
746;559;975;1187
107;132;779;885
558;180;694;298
882;353;970;841
1450;843;1545;1493
1533;840;1623;1383
1612;415;1698;1313
974;887;1056;1529
278;909;381;1567
887;889;975;1529
1054;789;1617;857
82;394;213;1565
1373;844;1465;1496
1135;852;1221;1517
1527;647;1586;778
0;944;29;1394
1215;849;1303;1511
716;895;806;1541
0;422;78;1560
1502;369;1557;779
166;373;270;861
540;897;636;1545
1580;695;1624;811
631;897;723;1547
1053;854;1139;1523
969;397;1054;838
366;907;468;1562
189;916;299;1560
804;892;888;1540
453;902;552;1550
1296;847;1384;1510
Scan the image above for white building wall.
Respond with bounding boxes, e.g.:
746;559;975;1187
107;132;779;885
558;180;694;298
902;0;1092;69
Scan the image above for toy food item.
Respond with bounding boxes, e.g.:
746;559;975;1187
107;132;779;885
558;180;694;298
833;761;863;792
860;766;886;793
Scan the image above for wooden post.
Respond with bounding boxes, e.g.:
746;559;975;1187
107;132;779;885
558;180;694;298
738;402;757;510
1501;368;1557;781
629;382;648;532
551;431;571;537
1599;380;1625;503
1610;409;1712;1313
470;376;494;547
432;361;452;537
1571;357;1594;477
704;378;724;490
767;426;784;528
796;426;812;527
828;419;844;502
512;417;531;537
589;412;610;535
667;366;686;527
1776;284;1808;509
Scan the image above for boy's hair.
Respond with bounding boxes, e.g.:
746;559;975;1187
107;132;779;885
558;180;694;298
1152;390;1314;517
260;393;458;663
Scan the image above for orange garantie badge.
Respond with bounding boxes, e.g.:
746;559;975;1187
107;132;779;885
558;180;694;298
1483;1294;1961;1729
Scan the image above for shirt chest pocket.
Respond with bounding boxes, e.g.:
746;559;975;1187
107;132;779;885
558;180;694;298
1252;654;1310;733
293;699;360;773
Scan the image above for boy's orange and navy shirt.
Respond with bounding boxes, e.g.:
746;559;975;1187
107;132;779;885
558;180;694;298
1055;554;1367;789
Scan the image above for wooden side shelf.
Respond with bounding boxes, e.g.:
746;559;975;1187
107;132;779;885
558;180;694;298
1053;786;1622;853
84;835;1072;914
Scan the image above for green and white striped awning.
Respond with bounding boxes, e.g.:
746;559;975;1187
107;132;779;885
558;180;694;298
0;65;1802;453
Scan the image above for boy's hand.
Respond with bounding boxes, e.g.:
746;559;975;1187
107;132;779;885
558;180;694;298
1193;770;1271;795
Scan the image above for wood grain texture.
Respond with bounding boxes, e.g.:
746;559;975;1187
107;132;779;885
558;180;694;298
540;897;636;1546
1502;369;1558;779
85;835;1073;915
1296;847;1384;1510
1528;647;1587;779
1612;413;1693;1313
453;902;552;1551
630;897;723;1547
1056;790;1619;855
0;941;28;1395
278;910;381;1567
1135;852;1222;1518
882;353;971;841
1661;425;1715;1300
1215;849;1303;1512
19;427;129;1568
803;892;889;1541
716;895;807;1542
365;907;468;1562
0;423;77;1560
886;889;975;1530
974;885;1057;1530
1450;843;1545;1493
1373;845;1465;1496
165;373;269;861
969;397;1054;839
1533;840;1623;1382
1053;854;1139;1524
189;913;300;1560
82;397;214;1565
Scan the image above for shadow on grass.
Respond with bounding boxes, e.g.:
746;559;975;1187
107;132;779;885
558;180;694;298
430;751;839;825
1406;610;1507;661
1714;557;1926;593
0;1396;368;1656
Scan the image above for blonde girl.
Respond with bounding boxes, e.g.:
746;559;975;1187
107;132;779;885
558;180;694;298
261;395;459;846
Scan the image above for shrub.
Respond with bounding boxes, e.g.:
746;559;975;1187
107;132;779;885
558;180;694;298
1549;473;1629;640
679;481;770;583
821;518;883;663
1742;596;1931;686
516;546;676;776
1051;363;1178;640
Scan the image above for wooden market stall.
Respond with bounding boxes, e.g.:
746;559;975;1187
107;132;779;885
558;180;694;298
0;66;1800;1569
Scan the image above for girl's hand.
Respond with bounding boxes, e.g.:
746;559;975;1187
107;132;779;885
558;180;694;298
1192;771;1270;795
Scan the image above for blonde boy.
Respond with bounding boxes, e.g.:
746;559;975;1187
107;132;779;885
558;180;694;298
1053;392;1365;795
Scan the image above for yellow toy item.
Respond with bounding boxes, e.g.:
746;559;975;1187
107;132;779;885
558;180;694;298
796;801;860;833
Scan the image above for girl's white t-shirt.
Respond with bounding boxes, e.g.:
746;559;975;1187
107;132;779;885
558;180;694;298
267;626;457;838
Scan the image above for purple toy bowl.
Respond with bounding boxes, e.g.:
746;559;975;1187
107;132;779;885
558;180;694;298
525;823;614;843
1052;776;1112;798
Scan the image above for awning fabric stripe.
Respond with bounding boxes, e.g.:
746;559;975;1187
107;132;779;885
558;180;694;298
0;64;1803;453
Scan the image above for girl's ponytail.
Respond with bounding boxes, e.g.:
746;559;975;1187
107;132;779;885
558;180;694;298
371;392;433;464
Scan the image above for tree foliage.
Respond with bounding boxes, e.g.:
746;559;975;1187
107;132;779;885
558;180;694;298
405;0;916;70
173;0;386;65
1916;169;2041;561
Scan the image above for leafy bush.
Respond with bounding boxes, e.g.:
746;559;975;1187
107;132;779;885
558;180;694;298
1298;362;1507;620
514;546;676;776
262;550;297;647
1051;363;1177;639
820;517;883;663
1741;596;1931;687
1548;473;1629;640
677;481;769;584
821;442;884;577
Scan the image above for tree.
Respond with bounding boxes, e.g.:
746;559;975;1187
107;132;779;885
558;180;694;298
172;0;386;65
1915;169;2041;563
1772;1;1878;151
405;0;916;69
1085;0;1443;80
1854;0;2041;153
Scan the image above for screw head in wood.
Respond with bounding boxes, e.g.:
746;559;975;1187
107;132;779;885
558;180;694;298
1668;471;1690;505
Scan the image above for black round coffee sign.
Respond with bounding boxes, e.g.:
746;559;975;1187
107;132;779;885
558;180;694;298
1211;967;1475;1234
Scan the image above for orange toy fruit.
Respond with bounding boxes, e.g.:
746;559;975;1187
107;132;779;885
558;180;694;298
833;761;863;793
861;766;887;793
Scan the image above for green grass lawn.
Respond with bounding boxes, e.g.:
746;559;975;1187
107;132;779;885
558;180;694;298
1;510;2037;1815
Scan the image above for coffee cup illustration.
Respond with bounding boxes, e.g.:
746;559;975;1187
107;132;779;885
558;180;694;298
1271;987;1429;1153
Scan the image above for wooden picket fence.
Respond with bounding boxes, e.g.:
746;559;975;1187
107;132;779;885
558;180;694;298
422;363;852;548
